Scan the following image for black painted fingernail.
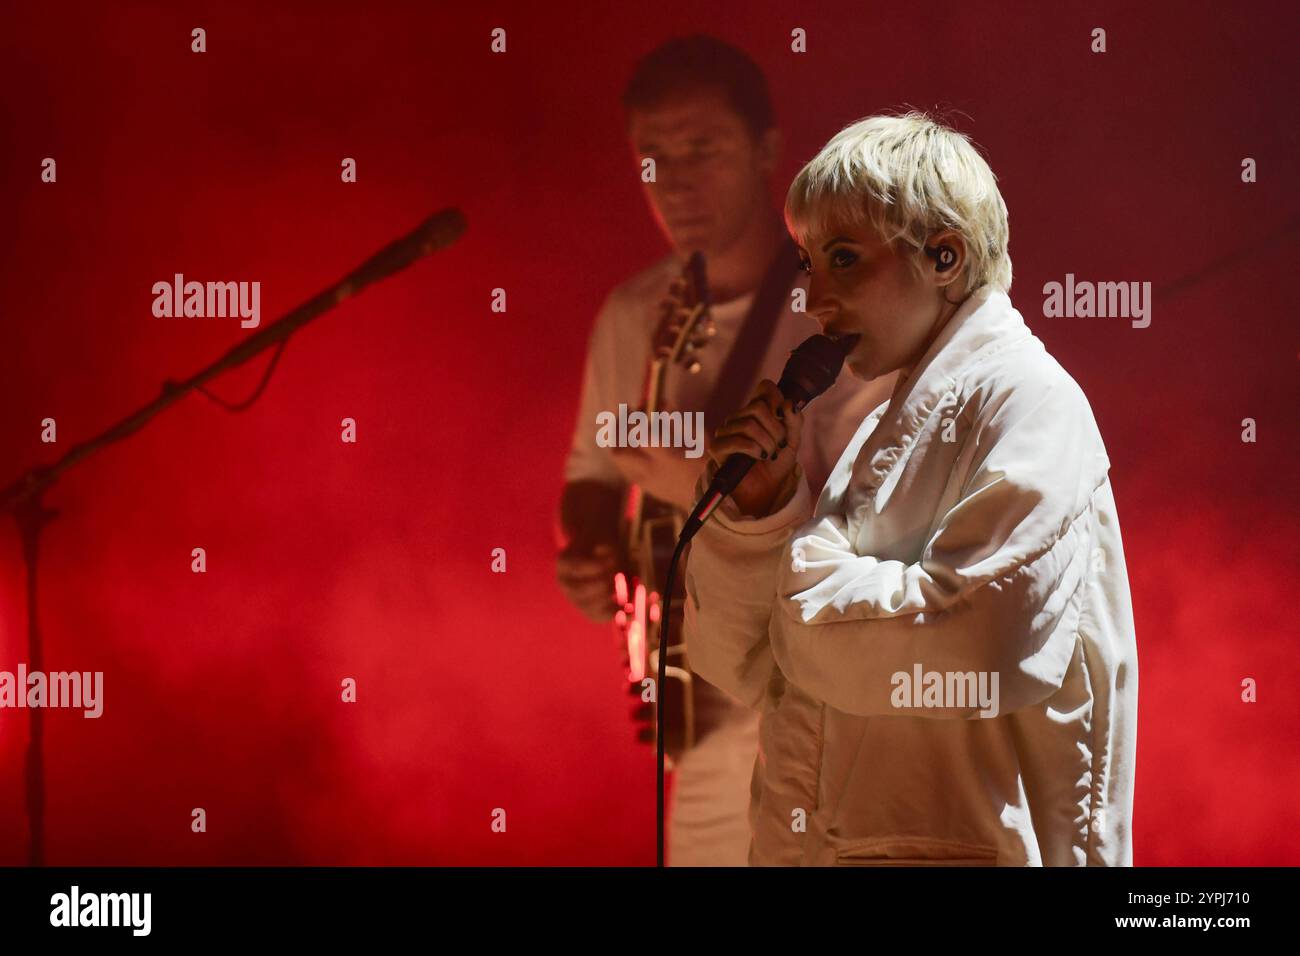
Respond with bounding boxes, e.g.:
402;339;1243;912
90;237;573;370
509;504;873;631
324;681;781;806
771;451;780;462
760;450;769;459
776;407;784;420
779;438;788;448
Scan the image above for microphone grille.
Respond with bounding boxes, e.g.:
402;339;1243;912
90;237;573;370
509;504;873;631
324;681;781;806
777;333;858;404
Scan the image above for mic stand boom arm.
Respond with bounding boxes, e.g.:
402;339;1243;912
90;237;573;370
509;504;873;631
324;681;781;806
1;207;467;514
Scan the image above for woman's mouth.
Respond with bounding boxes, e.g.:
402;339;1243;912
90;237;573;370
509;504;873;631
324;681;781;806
824;326;860;345
827;331;862;355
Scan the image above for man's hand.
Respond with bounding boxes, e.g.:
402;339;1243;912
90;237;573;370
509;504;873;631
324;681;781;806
609;444;709;512
556;543;618;623
707;379;804;518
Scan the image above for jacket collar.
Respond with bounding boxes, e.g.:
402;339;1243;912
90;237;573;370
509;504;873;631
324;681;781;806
845;285;1032;509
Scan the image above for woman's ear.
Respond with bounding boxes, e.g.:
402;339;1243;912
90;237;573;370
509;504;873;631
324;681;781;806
924;230;967;289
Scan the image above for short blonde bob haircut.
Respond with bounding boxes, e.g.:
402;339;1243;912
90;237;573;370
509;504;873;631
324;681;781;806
785;111;1012;296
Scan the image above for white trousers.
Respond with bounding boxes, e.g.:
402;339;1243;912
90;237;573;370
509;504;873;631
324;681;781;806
667;691;761;867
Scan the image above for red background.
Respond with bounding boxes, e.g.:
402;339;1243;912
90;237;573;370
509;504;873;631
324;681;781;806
0;0;1296;865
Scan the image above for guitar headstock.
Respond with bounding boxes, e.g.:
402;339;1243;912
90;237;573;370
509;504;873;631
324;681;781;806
651;251;715;374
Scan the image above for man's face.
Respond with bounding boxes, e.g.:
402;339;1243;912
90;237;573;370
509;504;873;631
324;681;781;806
795;219;942;382
628;89;775;257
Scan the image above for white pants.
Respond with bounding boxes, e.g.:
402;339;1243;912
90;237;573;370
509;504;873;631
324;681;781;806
667;689;761;867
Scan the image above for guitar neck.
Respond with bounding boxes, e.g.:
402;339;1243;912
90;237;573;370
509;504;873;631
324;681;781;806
641;356;668;418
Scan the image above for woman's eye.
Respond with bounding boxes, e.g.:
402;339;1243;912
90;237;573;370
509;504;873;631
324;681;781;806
830;248;859;268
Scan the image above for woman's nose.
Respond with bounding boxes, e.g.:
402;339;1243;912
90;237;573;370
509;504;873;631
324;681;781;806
806;282;836;326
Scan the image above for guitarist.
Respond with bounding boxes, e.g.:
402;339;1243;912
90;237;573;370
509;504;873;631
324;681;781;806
555;35;896;866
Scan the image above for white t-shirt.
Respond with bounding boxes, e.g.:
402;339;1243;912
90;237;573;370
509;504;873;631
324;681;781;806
565;253;897;500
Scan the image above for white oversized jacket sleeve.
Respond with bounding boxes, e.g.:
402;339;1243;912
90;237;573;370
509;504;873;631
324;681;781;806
683;376;1106;718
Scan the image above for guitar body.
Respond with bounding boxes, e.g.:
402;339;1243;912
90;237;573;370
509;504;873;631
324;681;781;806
618;488;692;759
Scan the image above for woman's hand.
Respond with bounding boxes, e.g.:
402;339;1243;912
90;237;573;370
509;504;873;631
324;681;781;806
707;379;804;518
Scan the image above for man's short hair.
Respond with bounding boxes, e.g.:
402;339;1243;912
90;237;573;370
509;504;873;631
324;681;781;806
622;34;775;141
785;111;1013;295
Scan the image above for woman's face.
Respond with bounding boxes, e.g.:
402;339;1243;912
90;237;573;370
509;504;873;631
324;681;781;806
794;219;961;382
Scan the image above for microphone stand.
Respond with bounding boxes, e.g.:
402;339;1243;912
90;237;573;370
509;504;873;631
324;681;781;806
0;207;467;866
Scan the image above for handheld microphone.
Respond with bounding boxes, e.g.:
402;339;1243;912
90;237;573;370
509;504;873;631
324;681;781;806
653;329;859;865
680;331;860;541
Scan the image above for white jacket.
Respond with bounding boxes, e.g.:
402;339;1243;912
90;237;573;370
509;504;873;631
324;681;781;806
682;285;1138;866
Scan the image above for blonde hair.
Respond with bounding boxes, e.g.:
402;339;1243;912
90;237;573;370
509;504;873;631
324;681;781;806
785;111;1012;295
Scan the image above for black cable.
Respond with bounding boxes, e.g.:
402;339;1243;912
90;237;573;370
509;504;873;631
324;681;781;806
190;338;290;412
656;532;691;868
1154;213;1299;303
